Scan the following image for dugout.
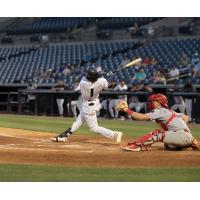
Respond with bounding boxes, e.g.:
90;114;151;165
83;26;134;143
0;84;200;122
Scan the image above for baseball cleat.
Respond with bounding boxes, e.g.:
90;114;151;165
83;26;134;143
51;136;67;142
51;128;72;142
115;131;123;144
120;144;141;152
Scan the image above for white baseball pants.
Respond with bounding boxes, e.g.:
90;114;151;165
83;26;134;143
71;110;116;139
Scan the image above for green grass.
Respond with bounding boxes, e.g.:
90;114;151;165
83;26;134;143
0;164;200;181
0;114;199;138
0;114;200;182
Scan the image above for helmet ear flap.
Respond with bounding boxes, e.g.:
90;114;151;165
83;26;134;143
148;94;156;111
149;101;155;111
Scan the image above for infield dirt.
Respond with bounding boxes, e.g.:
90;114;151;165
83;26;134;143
0;127;199;168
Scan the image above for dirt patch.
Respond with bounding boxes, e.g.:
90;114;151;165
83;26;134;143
0;127;199;168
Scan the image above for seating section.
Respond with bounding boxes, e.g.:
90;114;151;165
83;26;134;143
0;38;199;84
7;18;95;35
7;17;161;35
125;38;200;84
0;41;135;84
97;17;162;29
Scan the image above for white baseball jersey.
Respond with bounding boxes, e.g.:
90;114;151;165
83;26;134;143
147;107;190;132
79;77;108;101
169;68;179;77
79;77;108;114
114;84;128;91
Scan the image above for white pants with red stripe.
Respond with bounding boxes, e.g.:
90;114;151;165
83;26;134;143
163;130;193;148
128;128;193;150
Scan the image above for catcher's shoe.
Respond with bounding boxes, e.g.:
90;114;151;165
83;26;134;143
191;138;199;151
115;131;123;144
51;136;67;142
120;143;141;152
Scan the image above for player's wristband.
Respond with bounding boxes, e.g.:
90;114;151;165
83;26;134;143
124;108;135;116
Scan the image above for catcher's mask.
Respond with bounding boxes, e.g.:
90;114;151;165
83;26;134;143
148;93;168;111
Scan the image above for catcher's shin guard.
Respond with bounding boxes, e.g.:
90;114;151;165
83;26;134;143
127;129;165;150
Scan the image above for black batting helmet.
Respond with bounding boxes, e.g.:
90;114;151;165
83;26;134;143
86;67;99;83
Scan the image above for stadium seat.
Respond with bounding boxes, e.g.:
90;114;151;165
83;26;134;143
0;38;199;84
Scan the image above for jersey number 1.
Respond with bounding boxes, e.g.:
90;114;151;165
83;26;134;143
90;88;94;97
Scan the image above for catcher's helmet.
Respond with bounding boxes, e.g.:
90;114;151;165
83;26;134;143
86;67;99;83
148;93;168;110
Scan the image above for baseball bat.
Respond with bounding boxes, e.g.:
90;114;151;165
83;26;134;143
115;57;142;72
103;57;142;76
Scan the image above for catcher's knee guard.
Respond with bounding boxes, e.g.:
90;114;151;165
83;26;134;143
128;129;165;150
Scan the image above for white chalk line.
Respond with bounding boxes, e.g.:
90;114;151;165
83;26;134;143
0;133;49;142
0;141;114;152
0;138;84;150
0;144;16;147
0;146;68;152
0;133;117;152
0;133;93;147
0;133;94;152
0;142;104;151
0;145;94;153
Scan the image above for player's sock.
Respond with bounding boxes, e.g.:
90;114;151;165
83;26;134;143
58;128;72;138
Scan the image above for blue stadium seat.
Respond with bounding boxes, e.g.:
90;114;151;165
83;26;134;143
0;38;198;84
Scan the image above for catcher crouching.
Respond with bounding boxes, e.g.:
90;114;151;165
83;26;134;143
117;93;199;152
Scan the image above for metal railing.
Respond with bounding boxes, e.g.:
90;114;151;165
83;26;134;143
16;89;200;117
1;89;199;116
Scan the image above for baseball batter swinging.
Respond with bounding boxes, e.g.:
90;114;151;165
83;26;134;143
116;93;199;151
51;67;123;144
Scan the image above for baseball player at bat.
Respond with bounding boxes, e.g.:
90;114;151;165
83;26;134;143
116;94;199;151
51;67;123;144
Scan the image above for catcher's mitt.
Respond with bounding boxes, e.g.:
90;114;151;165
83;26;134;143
116;100;128;111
